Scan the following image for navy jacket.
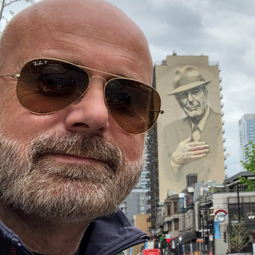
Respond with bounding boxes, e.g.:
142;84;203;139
0;210;149;255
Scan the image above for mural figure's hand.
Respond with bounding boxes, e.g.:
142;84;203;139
172;137;210;165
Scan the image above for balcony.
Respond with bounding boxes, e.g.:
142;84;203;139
146;208;152;213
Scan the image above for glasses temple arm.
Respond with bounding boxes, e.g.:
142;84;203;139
0;74;20;78
150;110;164;114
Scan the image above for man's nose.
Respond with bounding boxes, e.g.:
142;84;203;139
187;92;194;102
64;77;109;135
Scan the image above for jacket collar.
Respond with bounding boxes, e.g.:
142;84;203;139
0;210;149;255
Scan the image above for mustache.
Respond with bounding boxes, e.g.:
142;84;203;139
29;133;123;173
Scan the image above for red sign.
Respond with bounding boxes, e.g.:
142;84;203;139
143;249;160;255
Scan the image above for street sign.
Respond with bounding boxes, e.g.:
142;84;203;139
143;249;160;255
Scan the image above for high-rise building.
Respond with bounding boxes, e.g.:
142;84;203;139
135;167;150;190
239;114;255;163
119;190;150;223
147;54;226;229
119;167;151;223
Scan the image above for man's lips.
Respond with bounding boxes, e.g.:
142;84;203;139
186;106;199;111
45;153;104;165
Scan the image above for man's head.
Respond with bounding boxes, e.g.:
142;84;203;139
169;65;210;122
0;0;154;222
175;85;208;120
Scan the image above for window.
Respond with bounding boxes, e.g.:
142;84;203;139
140;195;144;200
167;205;171;216
140;206;144;211
174;220;179;231
174;202;178;214
140;201;144;205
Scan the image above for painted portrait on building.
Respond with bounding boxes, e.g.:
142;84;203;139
156;56;225;198
166;65;222;174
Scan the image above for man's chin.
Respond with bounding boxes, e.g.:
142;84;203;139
185;110;202;118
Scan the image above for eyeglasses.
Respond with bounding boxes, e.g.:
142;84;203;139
0;58;163;135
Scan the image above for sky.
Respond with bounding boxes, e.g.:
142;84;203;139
1;0;255;178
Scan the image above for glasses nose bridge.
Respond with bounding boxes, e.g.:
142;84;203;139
90;75;107;85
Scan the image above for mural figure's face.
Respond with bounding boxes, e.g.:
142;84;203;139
176;86;208;120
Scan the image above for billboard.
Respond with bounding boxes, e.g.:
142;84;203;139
156;55;225;200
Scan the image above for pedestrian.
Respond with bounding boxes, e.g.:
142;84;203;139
0;0;163;254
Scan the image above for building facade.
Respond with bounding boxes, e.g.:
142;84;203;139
120;190;150;223
147;54;226;229
135;167;150;190
152;172;255;255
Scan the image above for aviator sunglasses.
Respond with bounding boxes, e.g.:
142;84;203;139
0;58;163;135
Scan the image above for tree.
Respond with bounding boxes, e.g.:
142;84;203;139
0;0;35;24
239;140;255;191
229;215;249;253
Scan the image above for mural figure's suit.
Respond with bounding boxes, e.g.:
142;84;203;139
164;107;224;189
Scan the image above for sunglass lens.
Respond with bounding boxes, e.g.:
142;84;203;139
105;79;161;134
17;59;89;113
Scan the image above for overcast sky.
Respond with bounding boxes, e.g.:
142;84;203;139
2;0;255;178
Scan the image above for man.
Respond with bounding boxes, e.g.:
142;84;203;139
0;0;162;254
166;65;223;180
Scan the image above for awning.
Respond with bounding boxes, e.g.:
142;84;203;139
181;231;197;244
171;235;182;249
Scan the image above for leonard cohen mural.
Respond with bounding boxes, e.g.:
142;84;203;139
156;55;225;199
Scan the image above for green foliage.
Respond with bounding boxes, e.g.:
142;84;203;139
229;215;249;253
239;141;255;191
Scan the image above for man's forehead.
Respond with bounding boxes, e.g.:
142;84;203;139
0;0;152;80
8;0;146;42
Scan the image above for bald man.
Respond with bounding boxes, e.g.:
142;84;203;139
0;0;163;254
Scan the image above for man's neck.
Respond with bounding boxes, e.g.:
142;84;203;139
190;116;202;125
0;201;90;255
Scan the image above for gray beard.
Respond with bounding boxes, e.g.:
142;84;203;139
0;132;144;222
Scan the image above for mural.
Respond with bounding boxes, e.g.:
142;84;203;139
156;55;225;199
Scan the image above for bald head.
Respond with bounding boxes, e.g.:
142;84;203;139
0;0;152;82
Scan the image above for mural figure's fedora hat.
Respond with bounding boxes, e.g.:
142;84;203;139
169;65;211;95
